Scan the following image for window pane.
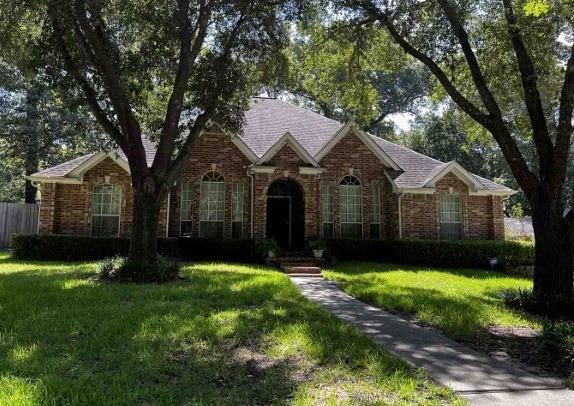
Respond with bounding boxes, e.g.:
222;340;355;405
340;177;362;238
440;194;463;240
92;185;121;236
370;184;380;224
200;173;225;238
232;183;244;222
180;182;193;221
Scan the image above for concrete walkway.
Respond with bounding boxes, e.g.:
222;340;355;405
291;278;574;406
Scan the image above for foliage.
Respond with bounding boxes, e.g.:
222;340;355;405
281;21;431;137
255;238;282;257
325;238;534;269
323;261;536;337
541;321;574;373
0;252;457;404
501;287;574;320
11;234;256;262
307;236;327;250
98;255;181;283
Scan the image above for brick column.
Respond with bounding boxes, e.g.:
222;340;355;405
38;183;56;234
492;196;505;240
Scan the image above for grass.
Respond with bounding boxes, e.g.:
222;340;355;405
323;262;538;338
0;251;460;405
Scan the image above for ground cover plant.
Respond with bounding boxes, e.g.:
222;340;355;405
0;251;459;405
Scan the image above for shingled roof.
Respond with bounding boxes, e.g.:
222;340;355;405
29;97;514;195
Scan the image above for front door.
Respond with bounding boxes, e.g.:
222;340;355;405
266;179;304;251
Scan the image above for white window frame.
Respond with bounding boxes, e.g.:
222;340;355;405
180;181;193;236
91;184;122;237
231;182;244;238
321;183;334;238
199;171;226;238
339;175;363;238
439;193;464;240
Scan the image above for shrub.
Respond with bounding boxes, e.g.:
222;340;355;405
255;238;281;258
98;255;181;283
178;238;257;262
541;321;574;369
501;288;574;320
325;238;534;270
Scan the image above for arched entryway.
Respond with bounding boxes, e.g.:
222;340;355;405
266;179;305;251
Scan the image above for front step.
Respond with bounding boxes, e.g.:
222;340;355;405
281;266;322;274
288;273;323;278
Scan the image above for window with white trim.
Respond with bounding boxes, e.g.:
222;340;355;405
440;193;463;240
340;175;362;238
370;184;381;239
231;183;244;239
91;184;121;236
321;183;334;238
180;181;193;236
199;171;225;238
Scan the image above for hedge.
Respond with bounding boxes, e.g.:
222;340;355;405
325;238;534;269
11;234;534;269
11;234;256;262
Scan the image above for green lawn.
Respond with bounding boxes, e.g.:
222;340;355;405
323;262;537;338
0;252;459;405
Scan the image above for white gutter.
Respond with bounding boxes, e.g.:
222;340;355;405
165;191;171;238
398;192;405;240
247;167;255;238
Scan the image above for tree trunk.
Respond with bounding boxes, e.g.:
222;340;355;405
128;185;161;266
24;83;40;204
531;190;574;307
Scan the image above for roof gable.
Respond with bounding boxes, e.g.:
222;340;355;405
314;122;400;170
255;132;319;167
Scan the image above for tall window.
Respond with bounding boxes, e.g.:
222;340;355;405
91;185;121;236
199;171;225;238
321;183;334;238
370;184;381;239
440;193;463;240
340;175;362;238
180;181;193;236
231;183;244;239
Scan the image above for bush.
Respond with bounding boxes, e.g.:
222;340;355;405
98;255;181;283
541;321;574;370
11;234;256;262
325;238;534;269
255;238;281;258
501;288;574;320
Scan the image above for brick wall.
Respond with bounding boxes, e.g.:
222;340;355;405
168;129;253;238
37;131;505;243
39;158;168;237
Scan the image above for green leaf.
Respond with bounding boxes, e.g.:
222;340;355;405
523;0;550;17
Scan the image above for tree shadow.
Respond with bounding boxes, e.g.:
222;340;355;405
0;260;435;404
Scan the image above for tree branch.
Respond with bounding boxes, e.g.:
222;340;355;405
357;0;539;197
359;1;491;127
501;0;553;177
47;4;125;149
553;40;574;186
153;0;210;175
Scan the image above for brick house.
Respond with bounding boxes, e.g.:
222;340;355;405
28;97;514;250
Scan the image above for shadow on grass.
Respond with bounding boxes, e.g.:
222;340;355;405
0;260;430;404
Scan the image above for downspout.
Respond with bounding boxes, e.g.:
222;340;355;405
32;181;41;234
247;167;255;238
398;192;405;240
165;191;171;238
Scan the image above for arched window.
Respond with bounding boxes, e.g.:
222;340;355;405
91;184;121;236
199;171;225;238
440;193;463;240
340;175;362;238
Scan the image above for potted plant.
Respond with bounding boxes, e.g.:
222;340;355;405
308;236;327;258
256;238;281;258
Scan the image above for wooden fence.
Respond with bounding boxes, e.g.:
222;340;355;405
0;203;39;248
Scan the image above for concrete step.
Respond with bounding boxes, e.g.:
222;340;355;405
281;266;322;274
288;273;324;278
